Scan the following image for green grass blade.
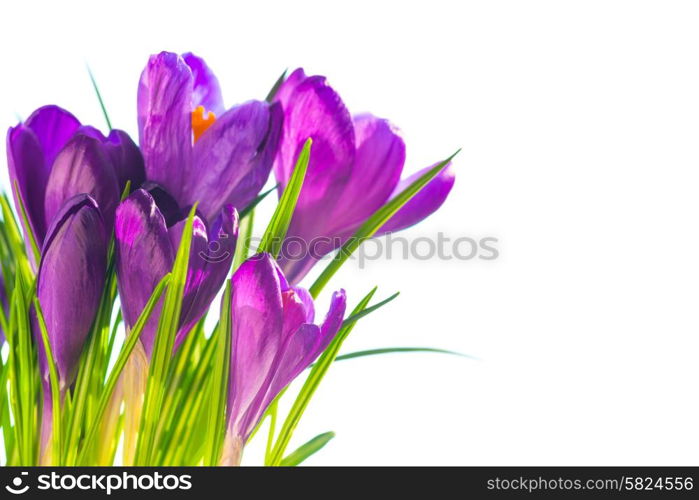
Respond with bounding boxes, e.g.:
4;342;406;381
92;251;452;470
33;298;62;466
239;185;277;219
205;280;232;465
232;211;254;272
87;65;112;130
258;138;311;258
280;431;335;466
309;150;460;298
341;291;399;327
265;69;288;102
334;347;475;362
136;205;197;465
268;287;377;465
76;273;170;465
11;180;41;267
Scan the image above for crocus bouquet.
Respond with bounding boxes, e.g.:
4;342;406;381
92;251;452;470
0;52;456;466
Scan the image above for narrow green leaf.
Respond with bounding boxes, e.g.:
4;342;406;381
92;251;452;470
76;273;171;465
136;205;197;465
33;298;62;466
87;65;113;130
232;210;254;272
12;180;41;267
240;185;277;219
266;69;288;102
341;291;399;327
258;139;311;258
269;287;377;465
309;150;460;298
280;431;335;466
205;280;232;466
334;347;475;362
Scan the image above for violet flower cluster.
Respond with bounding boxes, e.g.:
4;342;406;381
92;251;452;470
4;51;455;464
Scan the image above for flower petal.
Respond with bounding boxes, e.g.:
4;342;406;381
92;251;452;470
36;194;107;387
377;162;456;235
182;52;224;115
273;73;356;282
104;129;146;192
168;206;239;349
138;51;193;203
44;133;120;235
263;288;346;410
24;105;81;167
227;253;284;441
114;189;174;356
186;100;281;221
274;72;355;201
330;114;405;232
7;125;50;246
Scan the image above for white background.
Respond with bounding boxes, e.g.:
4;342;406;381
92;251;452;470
1;0;698;465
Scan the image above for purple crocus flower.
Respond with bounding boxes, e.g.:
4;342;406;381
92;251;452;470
6;106;144;260
222;253;346;465
114;188;238;356
272;69;456;283
36;194;108;390
137;51;282;223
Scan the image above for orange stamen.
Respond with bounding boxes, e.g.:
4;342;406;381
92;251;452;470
191;105;216;142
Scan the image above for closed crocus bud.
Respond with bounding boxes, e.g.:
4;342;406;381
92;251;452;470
6;106;142;259
137;51;282;222
222;253;346;465
36;194;107;389
115;188;238;356
272;69;455;284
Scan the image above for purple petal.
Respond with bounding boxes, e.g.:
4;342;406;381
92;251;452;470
141;181;183;227
114;189;174;356
272;73;356;282
36;194;107;387
273;73;355;200
330;114;405;232
138;51;193;203
186;100;281;221
377;162;456;235
263;288;346;410
182;52;224;115
7;125;50;246
104;129;146;191
44;133;120;235
220;102;283;215
24;105;81;167
168;206;239;349
227;253;284;441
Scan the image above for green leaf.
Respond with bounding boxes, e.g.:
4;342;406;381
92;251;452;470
309;150;460;298
205;280;232;466
258;138;311;258
280;431;335;466
334;347;475;362
76;273;170;465
33;298;62;465
266;69;288;102
87;65;112;130
239;184;277;219
268;287;377;465
341;291;399;327
136;205;197;465
232;210;254;272
12;180;41;267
